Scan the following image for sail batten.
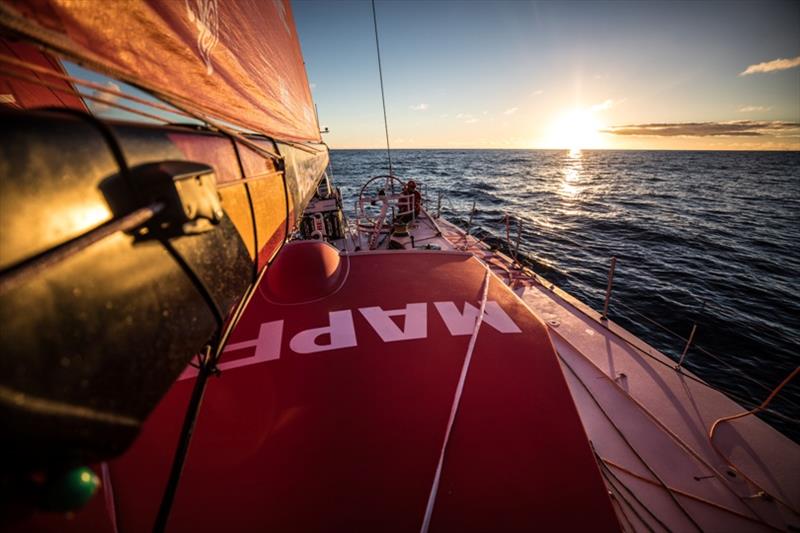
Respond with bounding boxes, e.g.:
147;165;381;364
0;0;320;142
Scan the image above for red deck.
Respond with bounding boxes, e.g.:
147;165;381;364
19;247;620;531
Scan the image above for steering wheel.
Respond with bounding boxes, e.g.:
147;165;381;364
356;174;407;249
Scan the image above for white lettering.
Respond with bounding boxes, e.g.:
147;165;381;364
180;300;523;379
220;320;284;370
359;303;427;342
178;320;283;380
289;310;357;354
433;301;522;336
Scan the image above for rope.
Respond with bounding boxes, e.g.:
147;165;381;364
605;488;639;533
450;209;795;413
2;48;312;531
370;0;392;176
154;224;290;531
420;267;491;533
0;53;195;119
709;366;799;436
433;213;798;423
558;352;703;531
600;457;784;529
613;298;798;406
524;262;800;416
1;66;175;123
2;50;291;160
706;367;800;516
592;447;660;532
553;328;772;524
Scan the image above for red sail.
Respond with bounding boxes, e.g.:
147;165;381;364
0;39;87;110
0;0;320;142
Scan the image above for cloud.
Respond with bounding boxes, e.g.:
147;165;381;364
503;107;519;115
740;55;800;75
88;81;122;114
590;98;624;112
409;103;429;111
531;89;544;96
465;118;479;124
737;105;772;113
603;121;800;137
456;112;476;120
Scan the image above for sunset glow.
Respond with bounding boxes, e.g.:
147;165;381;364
545;109;605;150
294;1;800;150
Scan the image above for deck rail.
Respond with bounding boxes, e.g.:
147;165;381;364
436;198;800;427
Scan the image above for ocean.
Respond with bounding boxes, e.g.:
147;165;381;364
329;149;800;441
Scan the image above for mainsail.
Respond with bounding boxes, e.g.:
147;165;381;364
0;0;320;142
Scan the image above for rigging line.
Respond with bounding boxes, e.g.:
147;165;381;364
420;267;491;533
4;44;70;108
557;351;705;531
9;53;294;166
0;53;195;119
707;366;800;517
553;332;771;524
612;300;800;412
606;490;639;533
371;0;393;176
0;2;278;151
153;344;214;533
592;447;660;533
531;257;794;406
3;52;286;158
273;142;293;252
612;298;784;394
154;235;281;532
601;456;785;529
1;68;173;123
100;463;120;533
524;266;798;419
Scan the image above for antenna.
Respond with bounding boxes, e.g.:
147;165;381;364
371;0;393;176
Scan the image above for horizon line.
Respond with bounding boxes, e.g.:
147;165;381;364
326;146;800;152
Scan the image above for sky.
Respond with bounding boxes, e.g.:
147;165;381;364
293;0;800;150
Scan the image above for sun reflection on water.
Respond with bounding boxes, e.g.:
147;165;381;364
559;149;584;198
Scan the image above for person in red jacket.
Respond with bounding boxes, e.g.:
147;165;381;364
398;180;421;222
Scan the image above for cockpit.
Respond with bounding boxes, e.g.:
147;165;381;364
299;174;448;252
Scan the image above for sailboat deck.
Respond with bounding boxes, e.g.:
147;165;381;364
416;212;800;531
100;246;620;532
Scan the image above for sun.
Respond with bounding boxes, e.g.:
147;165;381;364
546;108;604;150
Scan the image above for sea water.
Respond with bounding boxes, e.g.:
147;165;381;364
330;149;800;441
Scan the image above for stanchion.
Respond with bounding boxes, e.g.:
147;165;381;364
463;200;475;250
601;256;617;321
676;323;697;370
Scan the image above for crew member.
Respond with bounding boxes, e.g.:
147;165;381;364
398;180;422;222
